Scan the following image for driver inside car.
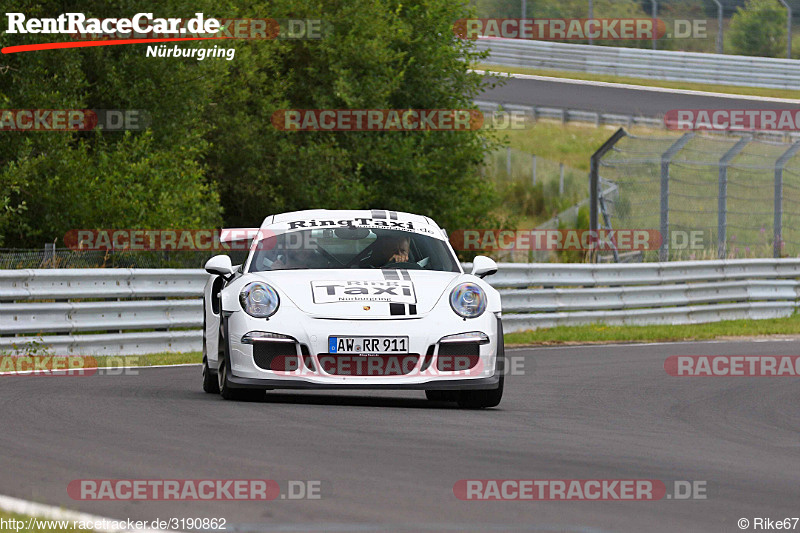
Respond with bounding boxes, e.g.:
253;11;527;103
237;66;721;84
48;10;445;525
363;234;410;268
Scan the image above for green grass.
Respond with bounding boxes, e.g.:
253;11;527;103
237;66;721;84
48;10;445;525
0;509;93;532
488;122;674;230
90;352;201;367
497;122;671;172
505;313;800;346
478;64;800;100
0;352;202;368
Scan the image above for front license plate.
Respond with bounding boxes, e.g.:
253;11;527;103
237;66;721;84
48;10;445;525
328;336;409;354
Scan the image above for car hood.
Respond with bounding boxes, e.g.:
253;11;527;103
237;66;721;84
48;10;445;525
253;269;462;319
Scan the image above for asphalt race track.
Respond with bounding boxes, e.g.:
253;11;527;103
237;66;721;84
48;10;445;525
1;339;798;533
479;74;800;117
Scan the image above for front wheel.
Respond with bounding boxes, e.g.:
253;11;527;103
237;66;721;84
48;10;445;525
202;358;219;393
218;321;263;401
457;376;504;409
217;361;264;401
218;359;263;401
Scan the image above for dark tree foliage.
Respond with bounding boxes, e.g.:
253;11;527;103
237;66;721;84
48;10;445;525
0;0;500;247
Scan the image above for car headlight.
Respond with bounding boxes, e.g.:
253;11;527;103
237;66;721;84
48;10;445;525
449;282;486;318
239;282;280;318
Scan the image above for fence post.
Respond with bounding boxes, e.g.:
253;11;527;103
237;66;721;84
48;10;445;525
42;242;55;267
598;194;619;263
718;136;751;259
559;163;565;194
590;128;627;262
711;0;723;54
659;133;694;261
651;0;658;50
778;0;792;59
506;146;512;176
532;155;537;186
774;141;800;257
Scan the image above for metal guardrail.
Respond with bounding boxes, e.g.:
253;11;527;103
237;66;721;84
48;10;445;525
475;100;663;129
478;259;800;331
476;38;800;90
477;100;800;140
2;260;800;353
0;269;207;355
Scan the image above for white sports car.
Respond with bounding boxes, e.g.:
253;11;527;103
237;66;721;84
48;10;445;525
201;209;504;408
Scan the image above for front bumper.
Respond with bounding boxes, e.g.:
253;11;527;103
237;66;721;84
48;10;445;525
226;374;501;390
223;305;503;390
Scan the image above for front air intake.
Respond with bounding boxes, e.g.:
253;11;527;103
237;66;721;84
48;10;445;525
436;342;480;371
253;342;299;371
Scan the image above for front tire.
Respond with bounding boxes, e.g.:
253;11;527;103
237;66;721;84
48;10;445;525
457;375;504;409
202;358;219;393
457;318;505;409
218;359;236;400
218;357;263;401
217;319;263;401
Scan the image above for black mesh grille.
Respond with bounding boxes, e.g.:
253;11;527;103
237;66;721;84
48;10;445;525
253;342;297;371
436;342;480;371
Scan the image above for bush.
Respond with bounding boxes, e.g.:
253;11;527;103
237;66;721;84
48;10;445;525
729;0;788;57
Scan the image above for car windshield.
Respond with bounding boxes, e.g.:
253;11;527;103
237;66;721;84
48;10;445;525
249;227;459;272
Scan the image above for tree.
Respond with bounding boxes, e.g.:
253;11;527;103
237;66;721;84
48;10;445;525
1;0;502;249
207;0;503;233
729;0;787;58
0;0;224;247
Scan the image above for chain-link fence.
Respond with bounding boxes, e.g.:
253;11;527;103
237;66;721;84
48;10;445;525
484;146;593;262
485;146;586;223
598;131;800;261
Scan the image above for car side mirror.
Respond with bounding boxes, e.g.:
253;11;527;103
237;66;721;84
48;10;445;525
471;256;498;279
205;255;234;277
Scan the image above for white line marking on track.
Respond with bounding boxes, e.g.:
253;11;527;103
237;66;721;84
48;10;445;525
507;337;800;351
472;69;800;104
0;362;201;376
